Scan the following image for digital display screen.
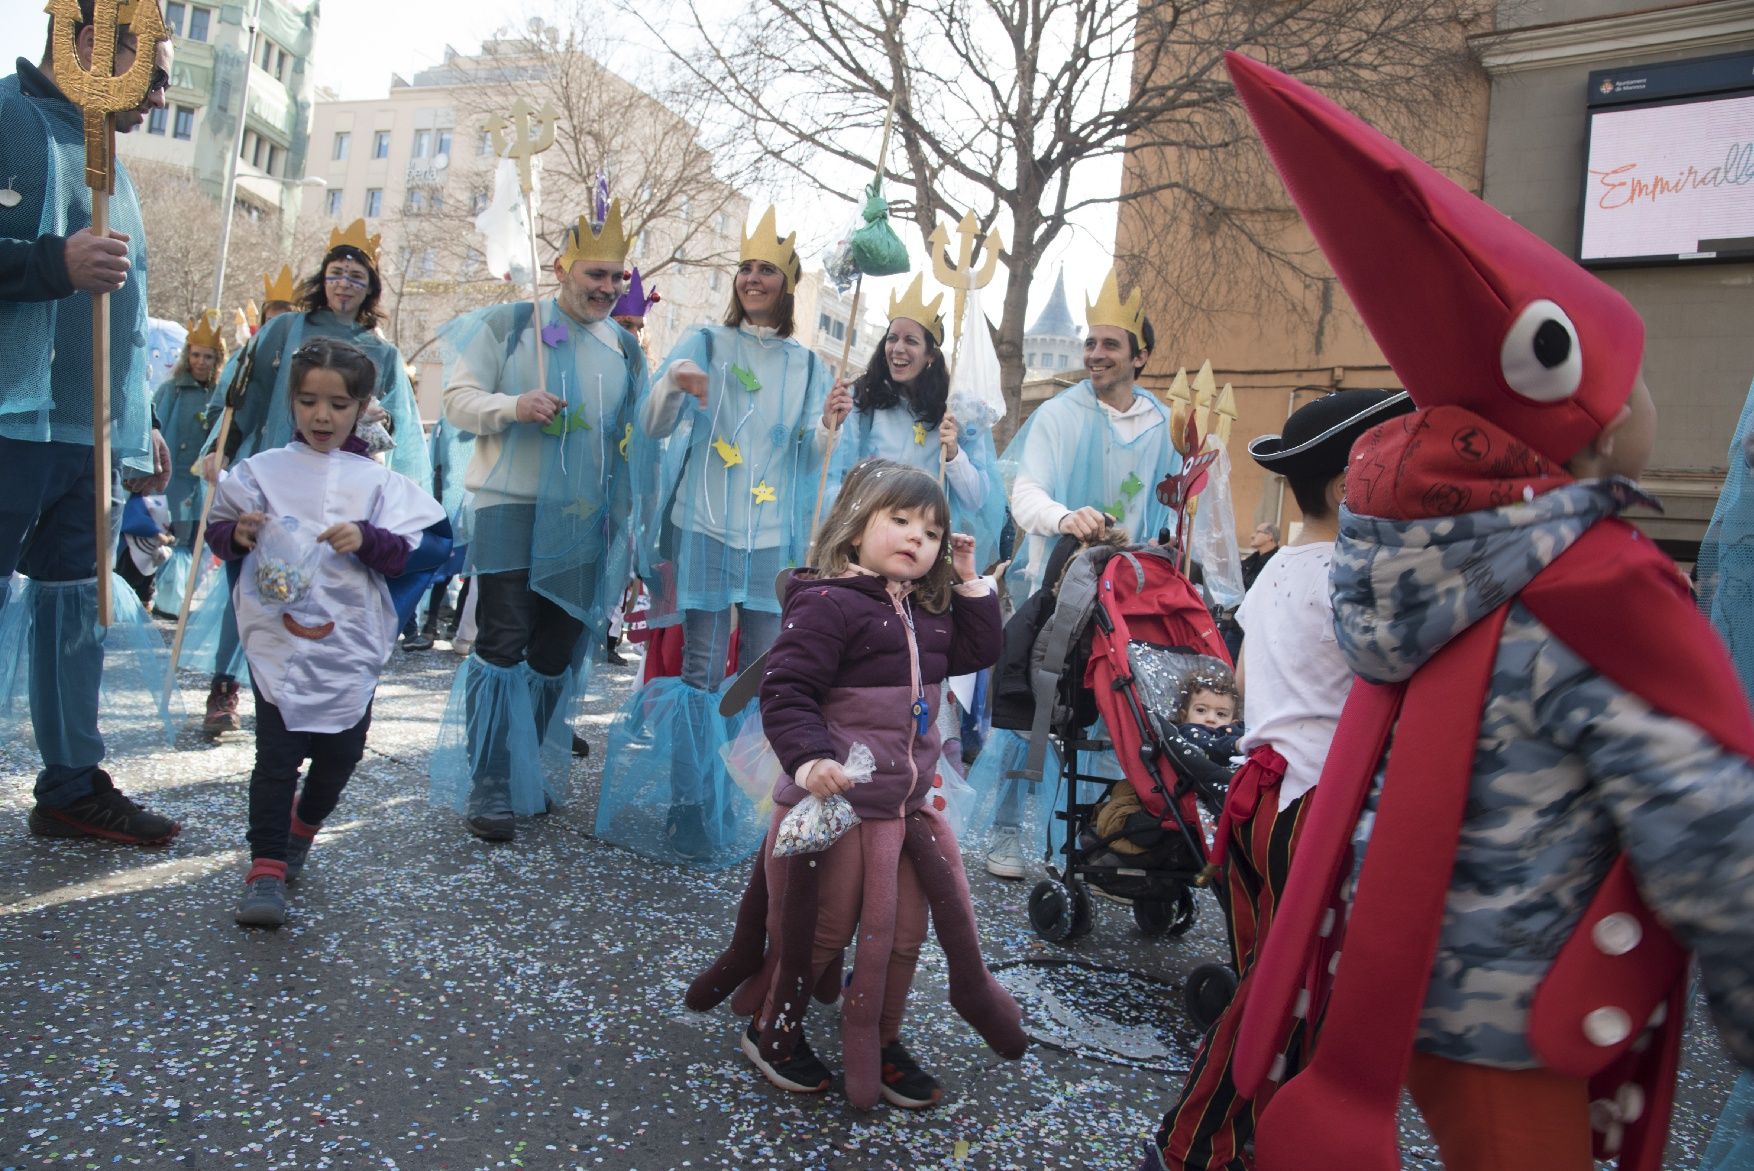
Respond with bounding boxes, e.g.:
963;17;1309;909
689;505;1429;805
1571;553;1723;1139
1578;92;1754;266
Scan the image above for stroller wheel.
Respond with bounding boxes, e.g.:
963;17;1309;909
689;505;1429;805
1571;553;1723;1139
1134;885;1198;938
1065;878;1095;941
1028;880;1076;944
1184;962;1239;1033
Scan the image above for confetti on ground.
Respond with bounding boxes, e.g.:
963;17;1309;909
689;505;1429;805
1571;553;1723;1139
0;629;1742;1169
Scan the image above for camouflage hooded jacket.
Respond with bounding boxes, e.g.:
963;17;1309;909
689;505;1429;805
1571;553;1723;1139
1331;476;1754;1070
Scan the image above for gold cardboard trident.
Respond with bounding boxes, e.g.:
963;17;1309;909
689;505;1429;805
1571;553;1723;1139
928;211;1004;345
484;97;562;403
47;0;168;626
485;98;560;197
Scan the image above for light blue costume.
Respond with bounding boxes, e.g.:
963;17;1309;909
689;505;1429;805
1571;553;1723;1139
825;401;1005;568
0;60;178;801
597;322;832;868
428;300;649;820
1697;374;1754;1171
964;379;1180;855
150;371;216;615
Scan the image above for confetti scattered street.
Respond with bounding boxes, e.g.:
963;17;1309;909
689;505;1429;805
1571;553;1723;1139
0;636;1742;1170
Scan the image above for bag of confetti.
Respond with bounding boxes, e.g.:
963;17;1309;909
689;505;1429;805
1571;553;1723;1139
773;742;876;857
253;515;321;606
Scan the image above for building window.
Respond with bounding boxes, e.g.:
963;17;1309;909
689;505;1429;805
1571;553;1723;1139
164;1;185;34
147;104;166;134
477;130;493;156
251;135;264;168
172;105;194;140
407;189;426;213
419;249;436;277
259;38;273;71
471;191;489;214
435;130;452;158
265;144;280;176
708;270;721;292
325;188;343;217
412;129;431;159
276;48;288;80
187;5;211;41
679;195;691;222
332;131;350;161
717;212;730;237
365;188;382;218
429;189;444;213
819;312;832;333
372;130;390;159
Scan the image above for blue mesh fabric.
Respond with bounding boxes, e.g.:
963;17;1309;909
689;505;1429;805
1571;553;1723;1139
998;381;1179;596
594;676;769;870
153;375;215;530
0;575;181;763
1700;1071;1754;1170
180;576;248;683
429;416;476;540
959;723;1127;871
0;70;153;471
633;325;832;627
438;302;648;634
216;309;432;484
428;654;576;816
1699;377;1754;701
155;544;195;616
825;403;1006;567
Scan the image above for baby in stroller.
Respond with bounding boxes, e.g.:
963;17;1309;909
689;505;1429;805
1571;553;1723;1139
1083;660;1241;898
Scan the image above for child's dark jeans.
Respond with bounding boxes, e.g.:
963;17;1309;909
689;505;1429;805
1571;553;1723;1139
246;685;372;862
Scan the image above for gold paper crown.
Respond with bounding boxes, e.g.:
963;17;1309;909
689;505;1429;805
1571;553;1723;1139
185;308;224;351
327;219;382;269
261;264;297;303
740;206;800;293
886;274;946;344
1085;269;1147;347
558;199;631;269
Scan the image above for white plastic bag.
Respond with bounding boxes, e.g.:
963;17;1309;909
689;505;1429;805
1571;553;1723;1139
773;742;875;856
253;515;321;605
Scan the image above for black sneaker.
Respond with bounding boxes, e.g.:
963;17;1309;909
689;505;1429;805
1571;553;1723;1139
741;1023;831;1093
666;803;710;861
234;876;288;927
284;834;314;882
571;733;591;758
466;812;515;842
880;1041;942;1109
604;636;629;666
29;774;180;846
402;632;436;652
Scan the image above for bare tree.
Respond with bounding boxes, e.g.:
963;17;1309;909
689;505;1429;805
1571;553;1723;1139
624;0;1485;435
130;160;291;325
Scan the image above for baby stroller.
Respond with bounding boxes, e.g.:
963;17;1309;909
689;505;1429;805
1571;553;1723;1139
994;535;1239;1027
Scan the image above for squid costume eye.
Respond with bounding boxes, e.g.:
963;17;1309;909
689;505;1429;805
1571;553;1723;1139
1499;299;1582;403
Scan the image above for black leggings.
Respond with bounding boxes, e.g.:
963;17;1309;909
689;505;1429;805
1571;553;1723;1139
246;686;372;862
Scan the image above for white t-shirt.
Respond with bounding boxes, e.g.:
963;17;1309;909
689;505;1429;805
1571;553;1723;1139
1235;542;1354;811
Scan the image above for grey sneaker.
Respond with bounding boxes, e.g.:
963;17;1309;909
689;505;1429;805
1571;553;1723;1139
466;812;515;842
985;825;1026;879
284;834;314;882
235;876;287;927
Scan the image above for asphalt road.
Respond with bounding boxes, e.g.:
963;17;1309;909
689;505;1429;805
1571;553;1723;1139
0;632;1743;1170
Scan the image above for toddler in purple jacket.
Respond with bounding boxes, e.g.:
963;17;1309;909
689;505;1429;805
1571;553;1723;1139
687;460;1028;1109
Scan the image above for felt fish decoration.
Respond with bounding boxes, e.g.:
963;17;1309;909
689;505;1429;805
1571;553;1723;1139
731;364;761;393
712;437;743;468
542;406;592;437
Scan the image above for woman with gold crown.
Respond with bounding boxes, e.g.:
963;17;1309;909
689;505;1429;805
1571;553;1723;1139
821;273;1004;565
147;308;226;617
596;207;836;869
187;222;431;736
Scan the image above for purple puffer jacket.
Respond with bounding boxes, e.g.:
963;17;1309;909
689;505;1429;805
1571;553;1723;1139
760;570;1001;821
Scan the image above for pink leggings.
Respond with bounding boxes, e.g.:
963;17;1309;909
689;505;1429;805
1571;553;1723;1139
761;820;929;1044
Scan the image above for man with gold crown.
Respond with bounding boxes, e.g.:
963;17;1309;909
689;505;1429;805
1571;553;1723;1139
148;307;226;617
0;0;180;844
595;206;835;868
425;201;649;843
187;219;430;736
963;267;1179;879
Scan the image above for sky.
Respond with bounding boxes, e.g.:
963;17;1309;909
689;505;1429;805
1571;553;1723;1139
0;0;1120;339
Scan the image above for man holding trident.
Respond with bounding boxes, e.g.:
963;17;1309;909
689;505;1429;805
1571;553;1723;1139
428;196;650;843
0;0;179;845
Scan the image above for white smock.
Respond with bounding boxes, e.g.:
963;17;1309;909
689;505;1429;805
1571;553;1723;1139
211;443;445;733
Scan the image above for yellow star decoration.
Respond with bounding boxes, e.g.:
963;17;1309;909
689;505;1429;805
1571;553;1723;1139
751;480;777;505
711;437;743;468
561;498;596;519
913;421;928;446
619;422;633;459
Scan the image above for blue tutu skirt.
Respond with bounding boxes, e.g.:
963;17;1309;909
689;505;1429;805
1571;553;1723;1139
1703;1072;1754;1171
960;724;1127;870
593;677;768;870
